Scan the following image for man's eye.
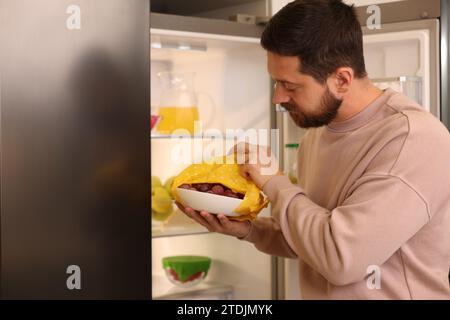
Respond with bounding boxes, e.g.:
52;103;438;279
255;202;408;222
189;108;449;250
284;84;299;91
274;81;300;92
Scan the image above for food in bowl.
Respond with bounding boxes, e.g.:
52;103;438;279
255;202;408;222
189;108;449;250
178;183;245;199
162;255;211;288
171;154;269;221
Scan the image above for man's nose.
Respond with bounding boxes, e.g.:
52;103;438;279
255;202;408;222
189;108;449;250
272;83;290;105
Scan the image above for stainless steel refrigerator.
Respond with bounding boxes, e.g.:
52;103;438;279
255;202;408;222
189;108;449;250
0;0;151;299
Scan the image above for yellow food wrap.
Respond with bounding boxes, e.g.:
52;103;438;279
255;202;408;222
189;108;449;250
172;154;269;221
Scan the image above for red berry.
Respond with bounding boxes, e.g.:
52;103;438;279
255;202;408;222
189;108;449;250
224;190;239;198
168;268;180;281
185;272;203;283
195;184;211;192
211;185;225;195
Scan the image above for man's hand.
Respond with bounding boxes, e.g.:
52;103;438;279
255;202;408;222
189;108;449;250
230;142;283;189
175;201;251;238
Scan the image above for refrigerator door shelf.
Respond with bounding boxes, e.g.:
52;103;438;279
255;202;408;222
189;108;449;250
372;76;423;108
275;104;287;113
363;28;432;113
150;28;260;56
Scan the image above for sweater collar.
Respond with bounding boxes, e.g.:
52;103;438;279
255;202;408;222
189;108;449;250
326;88;397;133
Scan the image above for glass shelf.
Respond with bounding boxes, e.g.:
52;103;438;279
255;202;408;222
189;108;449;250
150;12;263;39
152;274;234;300
152;208;210;238
151;132;248;140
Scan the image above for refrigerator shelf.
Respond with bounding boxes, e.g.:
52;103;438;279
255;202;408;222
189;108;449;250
150;12;263;39
151;133;252;140
152;208;210;238
152;275;233;300
371;76;423;107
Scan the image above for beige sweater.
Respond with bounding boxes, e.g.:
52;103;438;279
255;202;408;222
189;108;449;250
241;88;450;299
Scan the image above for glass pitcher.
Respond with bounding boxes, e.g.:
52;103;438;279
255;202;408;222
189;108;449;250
156;71;214;135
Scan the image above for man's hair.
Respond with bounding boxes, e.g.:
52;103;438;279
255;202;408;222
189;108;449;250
261;0;367;83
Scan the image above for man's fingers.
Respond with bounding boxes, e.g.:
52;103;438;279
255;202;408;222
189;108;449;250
177;203;200;221
181;206;209;229
178;205;221;232
228;142;249;155
228;142;271;167
175;201;185;212
188;210;212;229
217;214;231;227
228;142;260;156
199;211;222;230
184;206;195;217
228;143;271;156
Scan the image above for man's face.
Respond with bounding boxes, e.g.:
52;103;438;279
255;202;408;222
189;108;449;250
267;52;342;128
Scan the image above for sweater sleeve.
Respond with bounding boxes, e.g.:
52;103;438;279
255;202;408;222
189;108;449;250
238;216;297;258
251;173;430;286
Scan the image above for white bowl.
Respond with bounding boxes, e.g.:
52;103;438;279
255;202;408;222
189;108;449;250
176;187;243;217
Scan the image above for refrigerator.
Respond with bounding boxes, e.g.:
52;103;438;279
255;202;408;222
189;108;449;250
150;0;450;300
0;0;151;299
2;0;443;300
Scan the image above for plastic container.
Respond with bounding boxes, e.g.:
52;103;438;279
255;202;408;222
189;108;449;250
163;255;212;288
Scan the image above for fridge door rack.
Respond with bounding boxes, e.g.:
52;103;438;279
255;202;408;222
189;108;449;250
372;76;423;107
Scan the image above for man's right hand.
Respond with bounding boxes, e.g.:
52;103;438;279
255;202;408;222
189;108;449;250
175;201;251;239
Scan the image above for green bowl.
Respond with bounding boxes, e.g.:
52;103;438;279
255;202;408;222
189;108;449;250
162;255;211;287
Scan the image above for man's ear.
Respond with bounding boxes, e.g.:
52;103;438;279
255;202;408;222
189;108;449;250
326;67;353;98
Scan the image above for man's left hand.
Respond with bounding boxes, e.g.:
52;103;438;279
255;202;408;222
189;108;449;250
229;142;283;189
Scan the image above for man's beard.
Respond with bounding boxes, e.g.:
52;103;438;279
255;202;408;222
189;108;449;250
281;87;342;128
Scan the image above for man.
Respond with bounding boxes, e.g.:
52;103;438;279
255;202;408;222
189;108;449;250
176;0;450;299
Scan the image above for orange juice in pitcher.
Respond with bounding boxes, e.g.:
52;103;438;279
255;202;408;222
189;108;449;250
157;106;199;134
156;71;214;135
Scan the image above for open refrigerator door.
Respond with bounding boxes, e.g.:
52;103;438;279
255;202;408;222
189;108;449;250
278;13;441;301
363;19;440;117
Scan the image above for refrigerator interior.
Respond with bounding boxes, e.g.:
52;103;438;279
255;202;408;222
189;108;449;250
364;26;436;114
150;29;273;299
281;20;439;300
151;0;268;20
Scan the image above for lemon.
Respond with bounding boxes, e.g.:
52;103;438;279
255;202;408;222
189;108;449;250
151;186;173;221
152;176;162;189
164;176;176;198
